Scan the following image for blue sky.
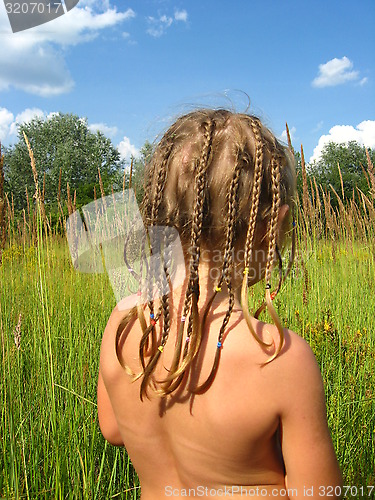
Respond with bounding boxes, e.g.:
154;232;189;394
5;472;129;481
0;0;374;164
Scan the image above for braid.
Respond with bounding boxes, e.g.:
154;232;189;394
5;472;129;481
139;141;174;398
244;118;265;268
194;147;242;393
240;118;271;348
265;155;281;285
263;154;284;361
161;119;215;393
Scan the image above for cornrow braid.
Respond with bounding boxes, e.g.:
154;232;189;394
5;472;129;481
161;119;215;393
240;118;271;348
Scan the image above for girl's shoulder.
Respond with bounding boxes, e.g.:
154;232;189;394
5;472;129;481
238;317;323;392
99;299;140;371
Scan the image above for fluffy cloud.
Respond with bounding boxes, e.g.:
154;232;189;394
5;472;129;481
147;9;188;37
174;10;188;22
0;2;135;96
312;57;362;88
89;123;118;138
0;107;53;142
310;120;375;163
9;108;45;136
117;136;140;162
0;108;14;142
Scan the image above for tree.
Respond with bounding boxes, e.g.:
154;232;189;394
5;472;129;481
308;141;375;205
128;141;154;204
3;113;124;214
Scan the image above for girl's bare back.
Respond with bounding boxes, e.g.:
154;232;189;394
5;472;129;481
98;297;341;499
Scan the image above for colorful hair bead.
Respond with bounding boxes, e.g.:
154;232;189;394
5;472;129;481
150;313;154;319
265;283;271;290
270;291;277;300
243;267;249;275
185;336;190;344
181;315;186;322
150;319;156;326
215;286;222;292
158;345;164;353
217;341;222;348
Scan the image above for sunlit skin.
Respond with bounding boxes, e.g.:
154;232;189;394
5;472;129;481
97;206;342;499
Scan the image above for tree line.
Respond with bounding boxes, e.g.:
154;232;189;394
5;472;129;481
2;112;375;223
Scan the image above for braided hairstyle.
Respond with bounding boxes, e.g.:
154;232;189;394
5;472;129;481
115;109;296;399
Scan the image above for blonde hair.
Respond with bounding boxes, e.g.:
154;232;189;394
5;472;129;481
116;109;296;399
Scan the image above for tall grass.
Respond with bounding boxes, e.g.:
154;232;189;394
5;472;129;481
1;138;374;498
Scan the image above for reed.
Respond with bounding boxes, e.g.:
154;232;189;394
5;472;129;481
0;142;7;261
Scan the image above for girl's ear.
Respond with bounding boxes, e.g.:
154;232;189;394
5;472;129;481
277;204;290;245
278;204;290;224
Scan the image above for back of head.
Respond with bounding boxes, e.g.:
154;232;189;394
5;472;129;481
143;109;295;248
119;108;296;398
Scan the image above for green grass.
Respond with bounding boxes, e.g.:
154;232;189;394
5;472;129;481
1;229;374;498
1;234;139;499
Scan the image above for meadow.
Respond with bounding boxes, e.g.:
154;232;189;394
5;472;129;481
0;142;374;499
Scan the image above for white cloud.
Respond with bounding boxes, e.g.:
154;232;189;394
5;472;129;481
89;123;118;137
9;108;45;136
0;2;135;96
0;107;48;142
310;120;375;163
0;108;14;143
174;10;188;22
312;57;361;88
117;136;140;162
147;10;188;37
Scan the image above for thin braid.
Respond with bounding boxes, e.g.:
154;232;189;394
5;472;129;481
240;119;271;348
139;141;174;397
263;154;284;362
265;155;281;285
195;148;242;393
161;119;215;392
244;118;265;268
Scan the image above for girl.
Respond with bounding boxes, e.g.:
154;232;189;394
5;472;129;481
97;109;342;498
